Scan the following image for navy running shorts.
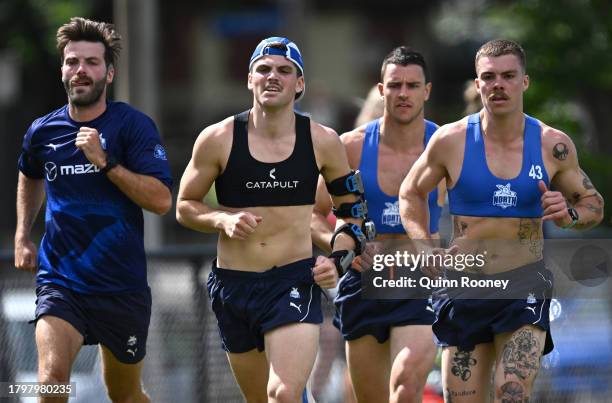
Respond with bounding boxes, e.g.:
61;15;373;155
33;283;151;364
431;260;554;355
207;257;323;353
334;268;434;343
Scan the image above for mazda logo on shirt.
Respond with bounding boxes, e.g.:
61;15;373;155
44;161;101;182
45;162;58;181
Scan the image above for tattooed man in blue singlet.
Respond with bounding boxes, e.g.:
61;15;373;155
400;39;604;403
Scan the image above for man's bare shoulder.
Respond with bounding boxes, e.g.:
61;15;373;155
538;120;578;166
539;121;575;149
192;116;235;160
338;126;366;168
310;120;341;149
428;117;468;147
340;125;366;146
197;116;233;143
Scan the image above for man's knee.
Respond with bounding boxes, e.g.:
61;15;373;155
39;367;70;384
495;380;532;402
267;382;303;403
390;383;420;403
390;372;421;403
38;356;71;384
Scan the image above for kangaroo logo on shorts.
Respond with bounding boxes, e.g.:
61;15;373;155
127;335;137;346
382;201;401;227
526;293;536;304
492;183;517;209
290;287;300;298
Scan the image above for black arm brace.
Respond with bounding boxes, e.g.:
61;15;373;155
326;170;364;196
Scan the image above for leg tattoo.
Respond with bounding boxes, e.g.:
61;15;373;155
500;381;529;403
451;349;477;381
501;329;541;380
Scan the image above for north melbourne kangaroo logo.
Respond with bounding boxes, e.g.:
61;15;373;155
382;201;401;227
492;183;518;209
526;293;537;304
525;293;537;314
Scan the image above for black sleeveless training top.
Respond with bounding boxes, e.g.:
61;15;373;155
215;110;320;207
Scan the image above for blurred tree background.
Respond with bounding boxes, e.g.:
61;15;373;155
488;0;612;228
437;0;612;227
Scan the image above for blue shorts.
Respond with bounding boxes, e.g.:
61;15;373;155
207;257;323;353
431;261;554;355
33;283;151;364
333;269;434;343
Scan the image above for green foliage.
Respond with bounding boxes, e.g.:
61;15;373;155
483;0;612;226
484;0;612;107
0;0;92;63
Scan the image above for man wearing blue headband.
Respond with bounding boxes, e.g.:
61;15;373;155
177;36;367;402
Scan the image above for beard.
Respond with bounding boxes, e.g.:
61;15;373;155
63;76;107;107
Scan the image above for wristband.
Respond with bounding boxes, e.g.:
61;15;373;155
100;155;118;175
562;207;579;229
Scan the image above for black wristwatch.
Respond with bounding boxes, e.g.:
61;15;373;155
100;155;118;175
563;207;579;229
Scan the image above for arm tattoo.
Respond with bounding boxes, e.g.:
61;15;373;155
552;143;569;160
500;381;529;402
517;219;543;258
501;328;541;380
451;349;477;381
577;192;604;205
580;169;594;190
585;203;603;215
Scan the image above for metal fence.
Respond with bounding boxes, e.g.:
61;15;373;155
1;247;611;402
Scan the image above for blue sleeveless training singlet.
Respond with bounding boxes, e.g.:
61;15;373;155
358;119;441;234
448;113;549;218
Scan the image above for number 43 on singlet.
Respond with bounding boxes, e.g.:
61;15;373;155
529;164;543;180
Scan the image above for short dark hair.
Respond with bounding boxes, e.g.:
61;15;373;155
380;46;429;82
56;17;121;67
475;39;526;73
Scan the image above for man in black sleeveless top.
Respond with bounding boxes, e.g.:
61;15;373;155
177;37;366;402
